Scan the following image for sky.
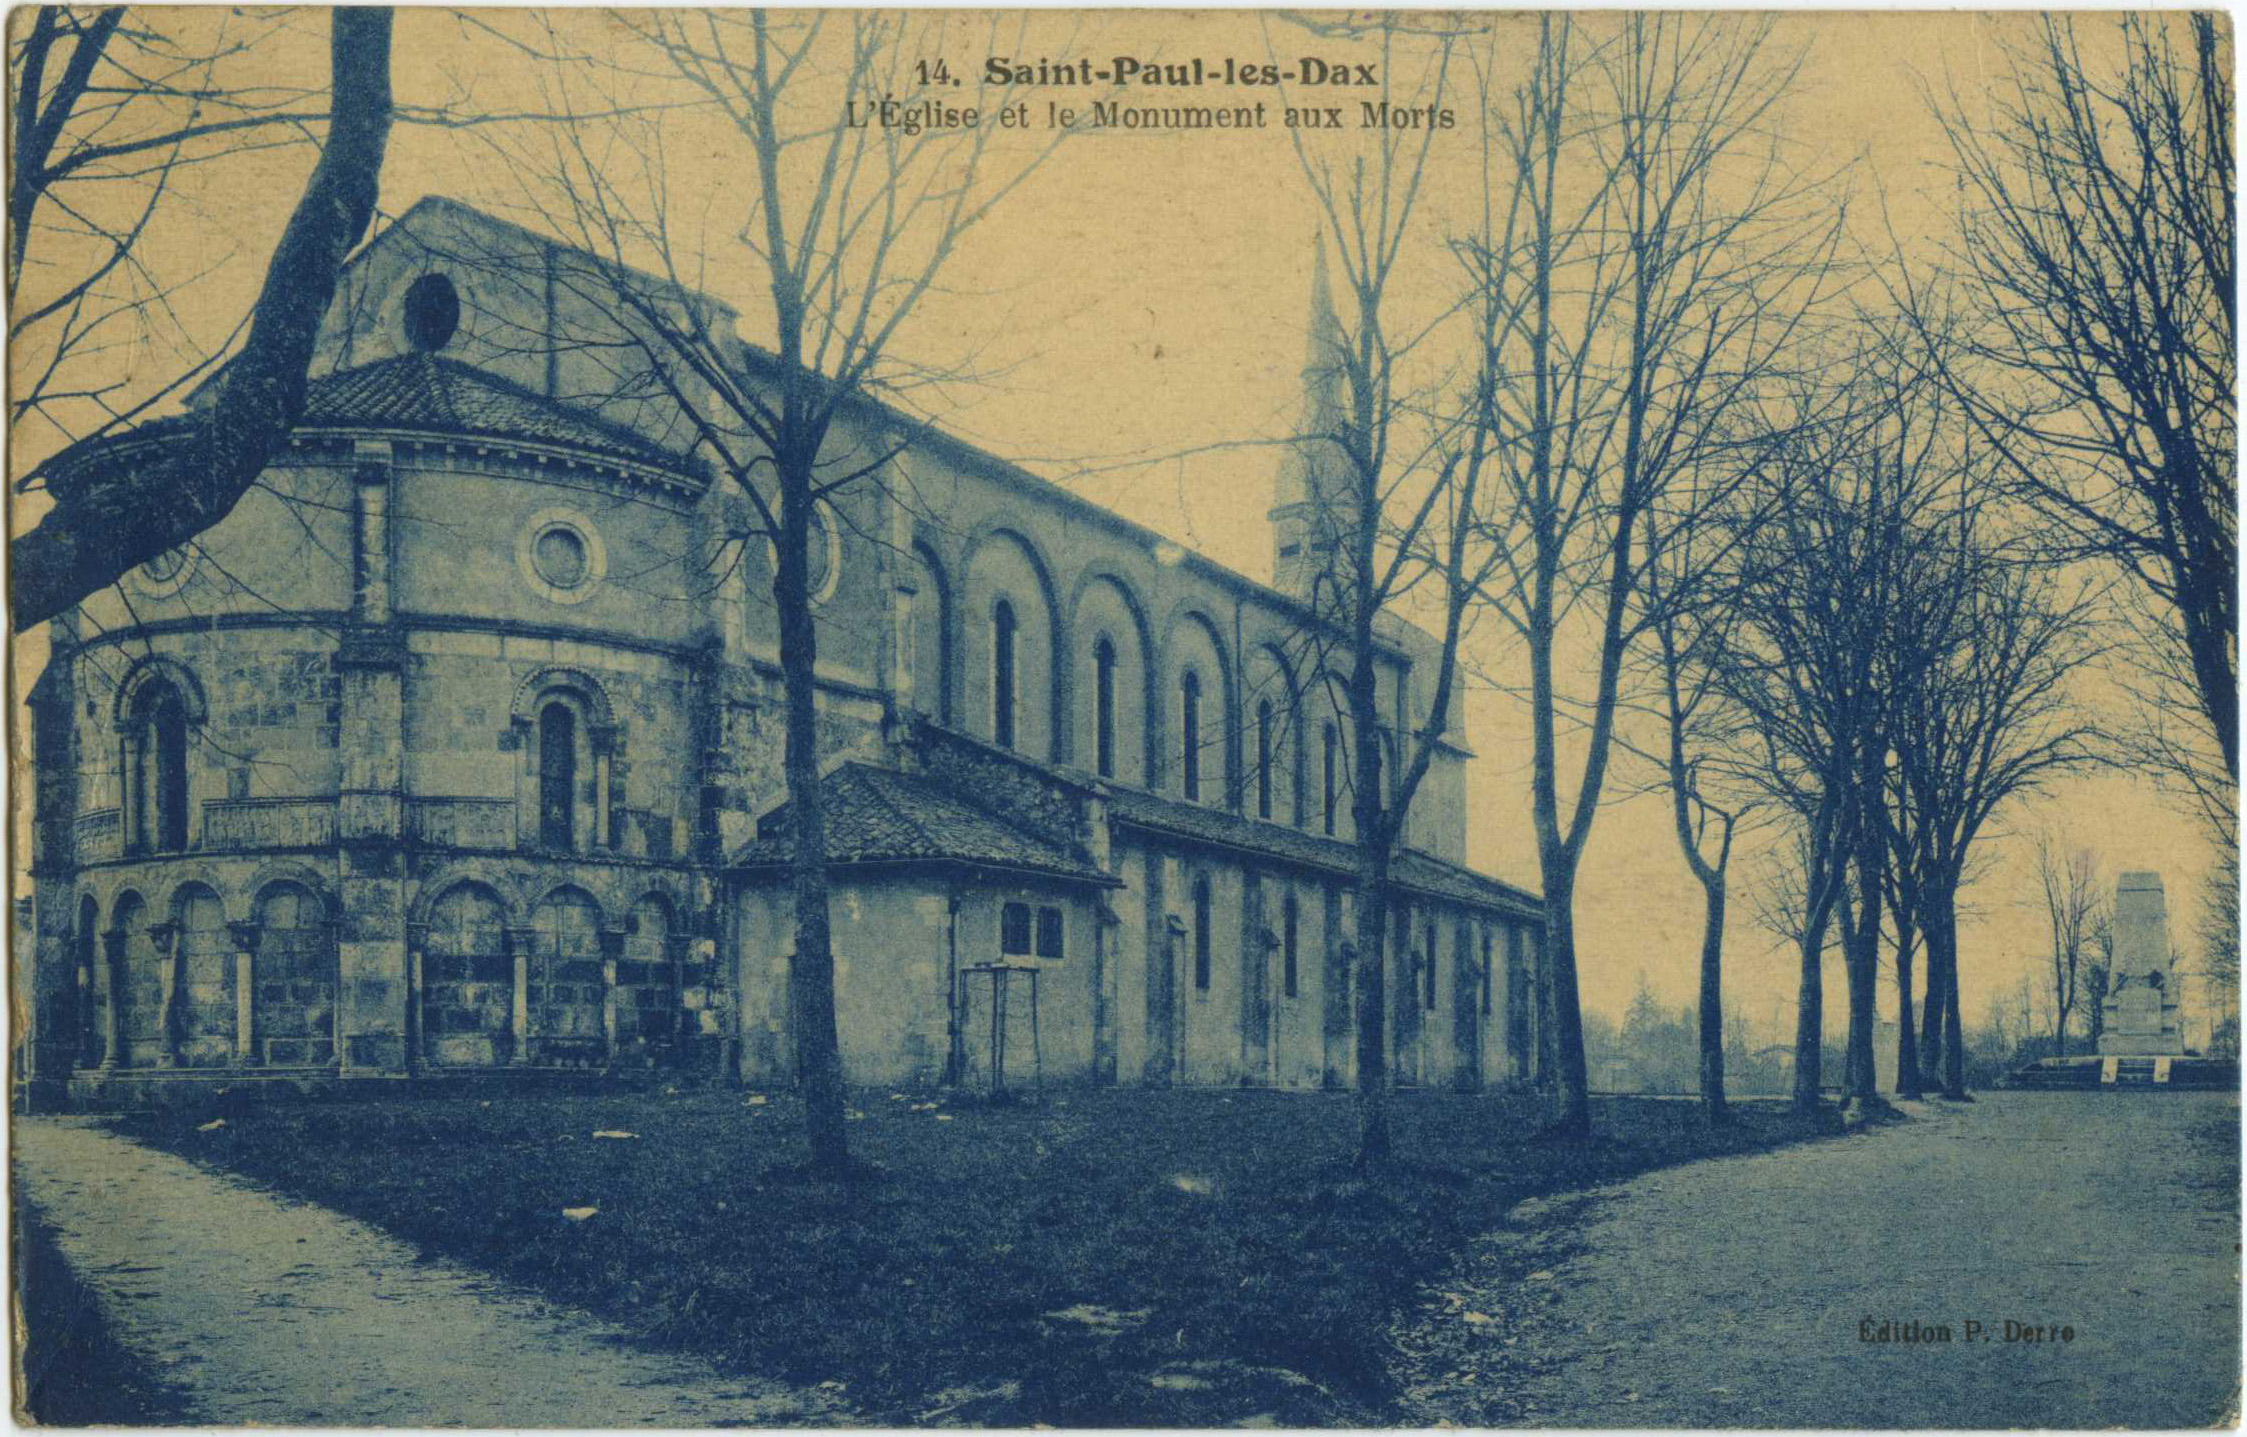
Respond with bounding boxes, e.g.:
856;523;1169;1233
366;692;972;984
8;8;2229;1044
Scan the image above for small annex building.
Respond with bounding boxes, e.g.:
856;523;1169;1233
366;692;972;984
22;197;1546;1108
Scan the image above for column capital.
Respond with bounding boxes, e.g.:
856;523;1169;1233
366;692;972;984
226;920;263;952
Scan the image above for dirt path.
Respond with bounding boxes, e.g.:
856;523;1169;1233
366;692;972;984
14;1118;852;1427
1395;1092;2240;1429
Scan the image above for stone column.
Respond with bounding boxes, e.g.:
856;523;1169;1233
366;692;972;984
100;929;127;1070
149;921;181;1066
508;925;537;1065
227;920;262;1066
600;925;627;1061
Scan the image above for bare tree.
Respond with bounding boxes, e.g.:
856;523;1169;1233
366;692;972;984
1467;12;1839;1134
2032;830;2102;1060
1633;488;1762;1123
10;7;396;629
1276;14;1500;1167
1916;15;2235;792
470;12;1069;1176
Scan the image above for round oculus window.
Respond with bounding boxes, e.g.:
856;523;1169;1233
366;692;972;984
515;508;608;605
760;500;844;606
403;272;461;351
533;525;589;589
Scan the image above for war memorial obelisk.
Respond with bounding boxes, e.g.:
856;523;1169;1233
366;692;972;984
2097;872;2187;1057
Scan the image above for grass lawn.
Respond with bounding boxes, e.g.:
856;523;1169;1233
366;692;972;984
113;1085;1840;1425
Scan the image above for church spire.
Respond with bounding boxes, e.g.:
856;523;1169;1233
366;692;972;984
1270;233;1354;600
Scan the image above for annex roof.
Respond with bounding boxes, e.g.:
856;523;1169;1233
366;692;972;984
728;761;1112;886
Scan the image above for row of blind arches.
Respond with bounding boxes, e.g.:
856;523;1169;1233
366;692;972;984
67;881;682;1070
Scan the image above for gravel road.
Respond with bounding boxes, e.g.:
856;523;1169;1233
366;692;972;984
1394;1091;2239;1429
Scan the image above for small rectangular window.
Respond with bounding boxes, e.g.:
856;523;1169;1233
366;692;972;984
1035;906;1065;960
1001;901;1032;956
1277;542;1301;559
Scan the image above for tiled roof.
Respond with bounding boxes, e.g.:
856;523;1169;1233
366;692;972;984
300;354;699;476
729;762;1110;884
1104;786;1542;919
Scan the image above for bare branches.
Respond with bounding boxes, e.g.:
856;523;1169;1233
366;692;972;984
10;8;395;630
1912;14;2236;783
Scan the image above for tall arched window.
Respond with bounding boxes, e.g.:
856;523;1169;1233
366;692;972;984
993;599;1018;750
174;885;234;1065
1321;723;1339;836
621;894;678;1056
128;681;191;854
256;882;337;1067
533;887;606;1061
1423;922;1438;1011
539;702;576;850
1256;700;1274;819
1480;930;1494;1017
1181;671;1203;801
1094;637;1117;779
424;884;510;1067
1191;877;1212;991
1282;891;1300;999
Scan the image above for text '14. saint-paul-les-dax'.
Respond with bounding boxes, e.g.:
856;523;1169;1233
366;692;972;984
843;54;1459;133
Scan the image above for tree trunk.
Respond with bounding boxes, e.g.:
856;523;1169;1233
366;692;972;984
1352;863;1392;1168
1894;917;1922;1099
1937;898;1968;1100
11;8;395;630
1696;873;1729;1124
1919;928;1947;1091
1793;903;1827;1113
1844;843;1883;1105
1540;863;1592;1134
777;460;850;1176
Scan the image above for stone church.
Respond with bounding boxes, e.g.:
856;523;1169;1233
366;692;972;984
22;197;1546;1109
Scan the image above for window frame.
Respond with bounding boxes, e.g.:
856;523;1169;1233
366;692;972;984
993;599;1019;750
1000;900;1033;957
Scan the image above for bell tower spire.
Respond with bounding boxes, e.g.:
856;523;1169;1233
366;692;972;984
1269;234;1355;600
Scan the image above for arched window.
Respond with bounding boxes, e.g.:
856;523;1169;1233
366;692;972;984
1423;922;1438;1011
112;893;159;1067
1282;891;1300;999
1181;671;1203;802
255;882;337;1067
620;894;678;1057
424;884;510;1067
1094;637;1117;779
993;599;1018;750
1480;930;1493;1017
174;886;234;1066
1256;700;1274;819
533;887;606;1063
1191;878;1212;991
127;680;191;854
539;702;577;850
1322;724;1339;836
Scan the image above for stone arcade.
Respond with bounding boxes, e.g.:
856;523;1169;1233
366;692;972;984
22;197;1545;1109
